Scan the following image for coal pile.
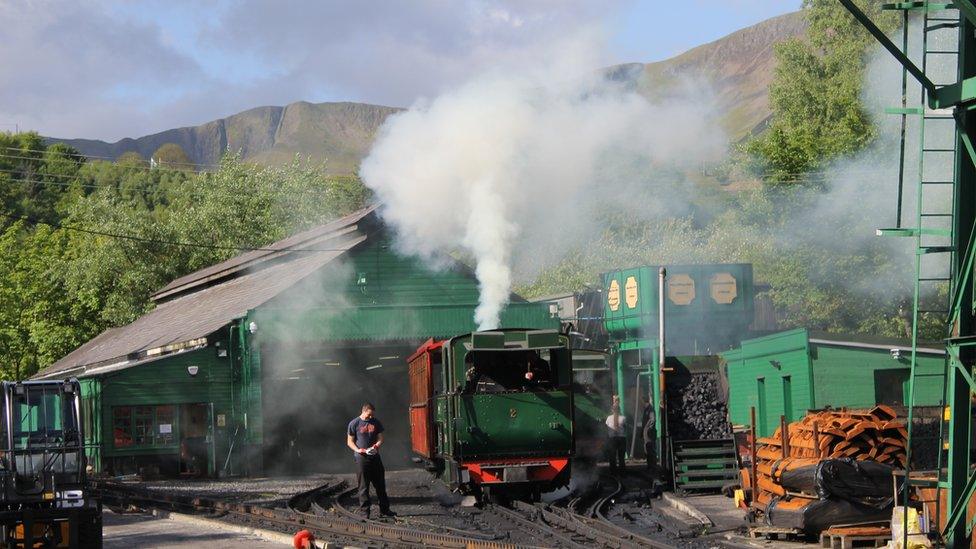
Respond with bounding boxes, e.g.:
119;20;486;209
667;372;731;440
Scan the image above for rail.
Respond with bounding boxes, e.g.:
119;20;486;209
95;480;518;548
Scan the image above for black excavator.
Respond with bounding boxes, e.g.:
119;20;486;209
0;379;101;548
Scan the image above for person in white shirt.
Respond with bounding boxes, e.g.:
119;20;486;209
605;398;627;473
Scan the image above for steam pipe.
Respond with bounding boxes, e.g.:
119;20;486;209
658;267;667;449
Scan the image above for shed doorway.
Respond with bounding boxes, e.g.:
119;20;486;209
260;342;417;475
874;369;910;406
179;403;211;477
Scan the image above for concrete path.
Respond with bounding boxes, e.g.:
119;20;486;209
103;509;287;548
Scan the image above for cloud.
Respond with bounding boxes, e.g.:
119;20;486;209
204;0;620;106
0;0;622;141
0;1;206;139
360;30;725;329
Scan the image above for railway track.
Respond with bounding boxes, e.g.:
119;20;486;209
95;480;520;548
558;472;699;548
96;476;682;548
326;486;509;543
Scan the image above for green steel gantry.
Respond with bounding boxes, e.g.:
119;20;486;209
839;1;976;545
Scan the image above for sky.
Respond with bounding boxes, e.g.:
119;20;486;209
0;0;801;142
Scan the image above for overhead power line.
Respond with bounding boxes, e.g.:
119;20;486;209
0;145;899;183
0;145;220;170
0;171;364;200
0;150;228;178
0;211;355;254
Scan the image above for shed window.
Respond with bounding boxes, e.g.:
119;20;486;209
133;407;153;445
156;406;175;446
113;407;133;448
112;405;178;449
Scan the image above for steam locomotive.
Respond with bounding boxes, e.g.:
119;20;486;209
407;329;574;502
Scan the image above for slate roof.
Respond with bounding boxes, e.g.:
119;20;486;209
34;207;375;379
152;205;377;302
808;331;944;355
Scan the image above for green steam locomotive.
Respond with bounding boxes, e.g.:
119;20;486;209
408;329;574;502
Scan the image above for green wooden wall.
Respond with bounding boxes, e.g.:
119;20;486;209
80;378;102;471
343;242;484;305
723;329;813;437
724;328;947;437
81;343;235;474
263;240;485;310
811;344;944;409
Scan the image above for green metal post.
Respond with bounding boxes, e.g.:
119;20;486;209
896;9;908;228
617;350;628;420
651;345;663;462
615;346;626;420
838;0;937;94
946;13;976;546
838;3;976;544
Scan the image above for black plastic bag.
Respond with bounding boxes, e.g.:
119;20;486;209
815;458;897;503
765;497;893;536
777;458;897;504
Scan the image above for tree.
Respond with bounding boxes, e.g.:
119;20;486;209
0;145;370;374
116;151;147;166
152;143;192;170
746;0;897;183
0;222;100;379
0;134;85;226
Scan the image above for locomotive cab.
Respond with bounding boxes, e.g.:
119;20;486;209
408;329;574;501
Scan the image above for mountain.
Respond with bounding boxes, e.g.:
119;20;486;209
629;11;807;142
48;101;401;174
47;12;806;171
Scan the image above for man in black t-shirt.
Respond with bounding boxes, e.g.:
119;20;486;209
346;402;394;518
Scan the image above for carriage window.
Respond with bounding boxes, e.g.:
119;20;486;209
463;349;560;393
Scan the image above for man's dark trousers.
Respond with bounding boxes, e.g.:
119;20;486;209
608;436;626;472
644;426;657;470
356;454;390;513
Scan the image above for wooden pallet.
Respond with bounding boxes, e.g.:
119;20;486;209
748;525;803;541
819;528;889;549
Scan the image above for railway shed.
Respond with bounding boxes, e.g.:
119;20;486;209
33;206;558;478
722;328;945;437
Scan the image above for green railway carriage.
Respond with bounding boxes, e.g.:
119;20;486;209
408;329;574;501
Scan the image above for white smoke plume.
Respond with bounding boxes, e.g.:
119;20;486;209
361;33;725;329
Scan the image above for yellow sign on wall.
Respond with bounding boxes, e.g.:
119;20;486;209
624;276;639;309
667;274;696;305
709;272;738;304
607;279;620;311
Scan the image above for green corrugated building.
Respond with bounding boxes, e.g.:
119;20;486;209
34;207;558;477
722;328;945;437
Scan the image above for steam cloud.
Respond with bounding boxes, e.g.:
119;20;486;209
361;35;725;329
